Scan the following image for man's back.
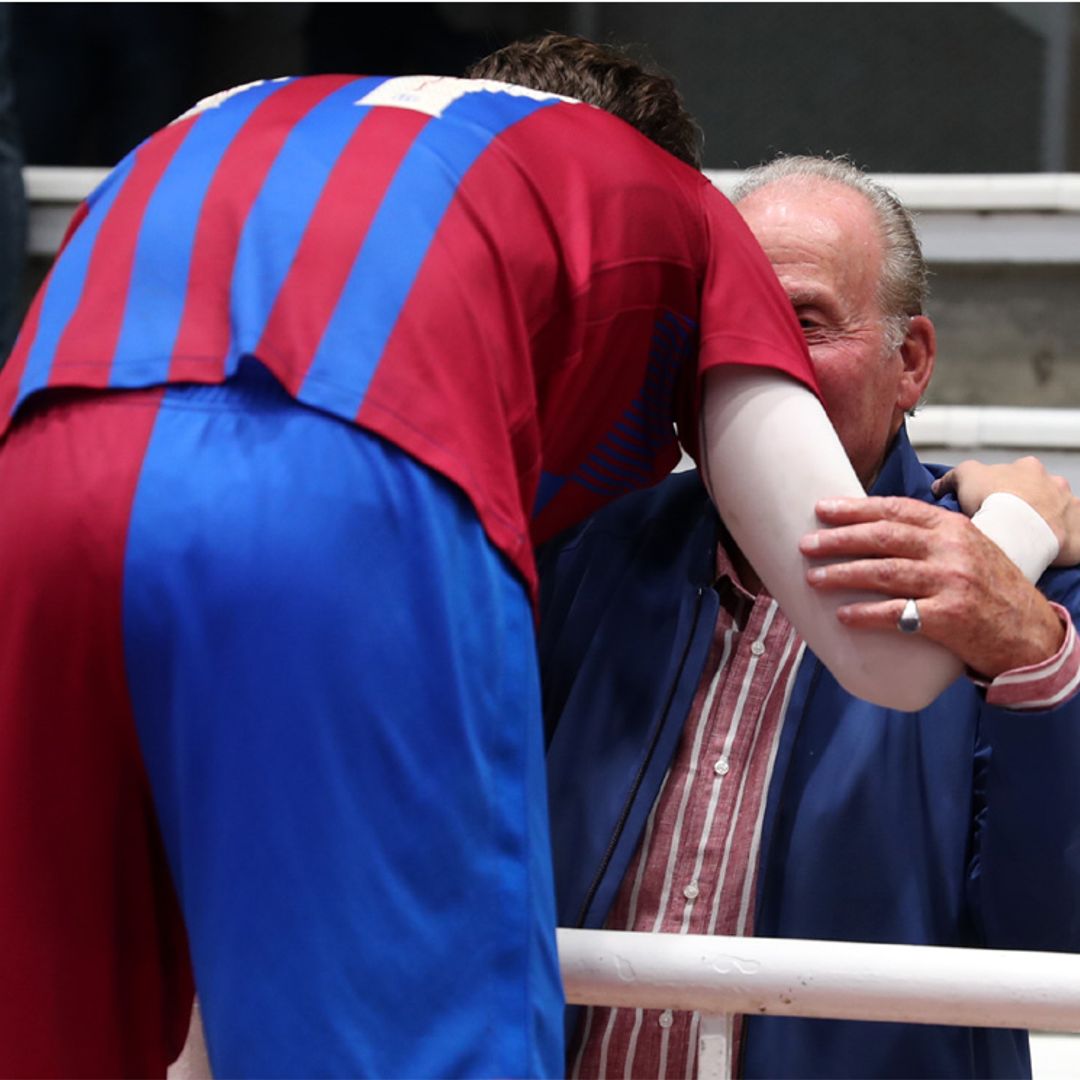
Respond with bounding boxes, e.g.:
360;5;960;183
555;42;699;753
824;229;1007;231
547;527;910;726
4;73;808;593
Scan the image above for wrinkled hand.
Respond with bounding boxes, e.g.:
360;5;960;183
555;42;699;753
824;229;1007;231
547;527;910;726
932;456;1080;567
800;495;1065;678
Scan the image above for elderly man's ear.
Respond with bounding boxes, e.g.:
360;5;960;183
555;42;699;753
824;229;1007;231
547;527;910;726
897;315;936;413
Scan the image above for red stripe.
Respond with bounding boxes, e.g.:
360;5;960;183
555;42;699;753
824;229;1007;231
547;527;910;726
57;200;91;253
168;76;358;382
0;268;50;431
0;388;193;1075
254;106;430;394
1;202;100;436
48;118;197;383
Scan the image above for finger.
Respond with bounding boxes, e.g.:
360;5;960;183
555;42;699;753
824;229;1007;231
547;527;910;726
930;470;955;498
834;596;927;633
800;520;931;560
807;556;932;596
1015;454;1046;474
807;557;923;595
814;495;941;529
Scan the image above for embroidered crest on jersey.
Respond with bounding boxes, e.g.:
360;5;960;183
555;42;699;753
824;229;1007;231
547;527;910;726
354;75;579;119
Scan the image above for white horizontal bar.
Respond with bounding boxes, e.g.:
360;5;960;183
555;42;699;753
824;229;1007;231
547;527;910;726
871;173;1080;213
559;928;1080;1032
32;168;1079;214
24;165;109;203
28;204;78;258
706;170;1080;212
24;168;1080;263
908;406;1080;450
707;170;1080;263
24;167;109;257
915;212;1080;264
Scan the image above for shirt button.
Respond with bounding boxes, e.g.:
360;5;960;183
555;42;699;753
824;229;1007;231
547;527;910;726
714;757;730;776
751;641;766;656
658;1009;674;1029
683;881;699;900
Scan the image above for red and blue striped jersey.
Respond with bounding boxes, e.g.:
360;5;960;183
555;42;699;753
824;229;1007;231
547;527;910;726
0;74;817;595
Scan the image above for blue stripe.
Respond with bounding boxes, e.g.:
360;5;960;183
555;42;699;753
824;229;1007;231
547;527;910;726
650;328;685;353
108;79;295;385
605;428;654;462
654;312;693;343
228;77;389;368
541;311;695;513
15;165;129;404
614;418;646;441
647;346;684;374
533;470;567;516
299;88;559;417
590;438;655;473
121;364;562;1074
580;448;651;484
572;460;631;495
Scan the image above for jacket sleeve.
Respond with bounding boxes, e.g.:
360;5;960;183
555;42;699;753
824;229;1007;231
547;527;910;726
969;564;1080;952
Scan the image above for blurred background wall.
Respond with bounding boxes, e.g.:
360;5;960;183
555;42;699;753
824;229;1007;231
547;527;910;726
11;2;1079;172
7;2;1080;407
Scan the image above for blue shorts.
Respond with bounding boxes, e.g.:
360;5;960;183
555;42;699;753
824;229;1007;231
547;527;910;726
0;361;563;1077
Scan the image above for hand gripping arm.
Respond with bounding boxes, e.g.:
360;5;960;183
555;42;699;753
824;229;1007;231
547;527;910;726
700;366;962;711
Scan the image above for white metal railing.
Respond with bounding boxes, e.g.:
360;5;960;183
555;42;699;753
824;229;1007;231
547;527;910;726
24;166;108;256
561;929;1080;1076
707;170;1080;212
907;406;1080;450
167;930;1080;1078
24;166;1080;264
707;170;1080;265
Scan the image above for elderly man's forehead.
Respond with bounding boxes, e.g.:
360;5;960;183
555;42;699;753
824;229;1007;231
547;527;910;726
736;175;886;311
736;175;876;228
739;176;882;252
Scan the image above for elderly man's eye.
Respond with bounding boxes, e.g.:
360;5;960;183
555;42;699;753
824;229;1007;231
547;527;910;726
799;318;829;338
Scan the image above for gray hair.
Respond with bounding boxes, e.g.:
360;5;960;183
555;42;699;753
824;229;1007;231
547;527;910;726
730;155;929;327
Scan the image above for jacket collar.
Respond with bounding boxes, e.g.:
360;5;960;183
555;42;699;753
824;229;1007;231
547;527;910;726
870;423;936;502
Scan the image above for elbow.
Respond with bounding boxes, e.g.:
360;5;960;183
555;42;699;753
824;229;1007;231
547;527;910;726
810;631;963;712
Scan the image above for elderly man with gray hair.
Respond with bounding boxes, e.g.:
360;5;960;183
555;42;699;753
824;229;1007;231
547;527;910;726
539;155;1080;1079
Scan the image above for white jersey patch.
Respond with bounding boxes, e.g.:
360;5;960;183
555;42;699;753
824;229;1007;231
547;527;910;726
354;75;578;119
171;77;292;124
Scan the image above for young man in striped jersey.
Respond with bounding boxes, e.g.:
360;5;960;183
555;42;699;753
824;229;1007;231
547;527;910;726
0;33;1066;1076
0;36;849;1078
540;156;1080;1079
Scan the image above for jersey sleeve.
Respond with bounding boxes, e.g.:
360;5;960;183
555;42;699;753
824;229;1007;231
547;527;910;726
679;184;821;460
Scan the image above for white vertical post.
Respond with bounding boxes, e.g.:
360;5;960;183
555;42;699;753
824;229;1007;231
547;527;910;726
697;1013;733;1079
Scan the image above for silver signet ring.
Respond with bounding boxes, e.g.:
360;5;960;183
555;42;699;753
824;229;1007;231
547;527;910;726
897;598;922;634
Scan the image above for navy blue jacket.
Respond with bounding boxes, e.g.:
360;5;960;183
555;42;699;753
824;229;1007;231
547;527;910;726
539;428;1080;1078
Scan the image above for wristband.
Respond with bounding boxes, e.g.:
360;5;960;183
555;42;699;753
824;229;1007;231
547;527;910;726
972;491;1060;583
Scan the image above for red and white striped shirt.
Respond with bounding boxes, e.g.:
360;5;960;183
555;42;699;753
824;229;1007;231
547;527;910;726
570;541;1080;1080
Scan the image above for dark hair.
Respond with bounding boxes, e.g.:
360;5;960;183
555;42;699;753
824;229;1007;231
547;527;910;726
466;33;703;169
